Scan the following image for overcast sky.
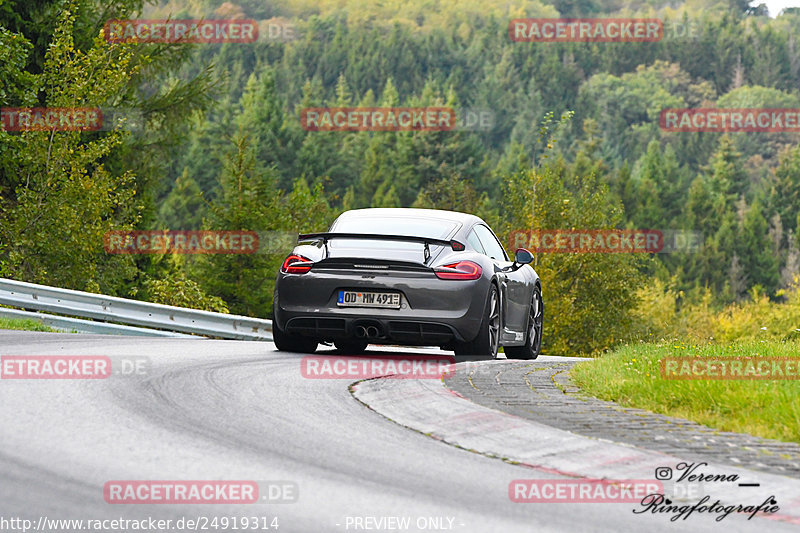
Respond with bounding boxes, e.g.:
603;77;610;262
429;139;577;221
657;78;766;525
760;0;800;16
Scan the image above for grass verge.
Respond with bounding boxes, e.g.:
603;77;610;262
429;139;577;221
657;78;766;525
570;341;800;444
0;317;57;332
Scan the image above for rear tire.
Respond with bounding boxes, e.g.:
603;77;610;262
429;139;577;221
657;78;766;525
454;284;501;358
504;286;542;360
334;339;369;354
273;319;318;353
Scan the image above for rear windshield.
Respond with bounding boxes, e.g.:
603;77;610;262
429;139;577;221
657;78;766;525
330;216;458;250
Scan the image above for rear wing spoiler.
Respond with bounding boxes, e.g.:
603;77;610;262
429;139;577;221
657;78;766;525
297;232;466;253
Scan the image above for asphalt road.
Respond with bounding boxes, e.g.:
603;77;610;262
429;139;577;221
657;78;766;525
0;331;796;533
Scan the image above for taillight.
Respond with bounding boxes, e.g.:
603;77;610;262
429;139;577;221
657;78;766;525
434;261;482;280
281;254;313;274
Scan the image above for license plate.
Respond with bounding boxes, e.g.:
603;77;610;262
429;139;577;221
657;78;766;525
337;290;401;309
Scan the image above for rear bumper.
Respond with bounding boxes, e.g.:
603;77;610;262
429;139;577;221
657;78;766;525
283;315;463;345
274;268;489;344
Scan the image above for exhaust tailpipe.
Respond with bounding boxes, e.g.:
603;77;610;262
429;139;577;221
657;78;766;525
355;326;367;338
366;326;380;338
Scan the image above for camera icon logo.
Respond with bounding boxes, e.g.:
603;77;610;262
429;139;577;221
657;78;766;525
655;467;673;480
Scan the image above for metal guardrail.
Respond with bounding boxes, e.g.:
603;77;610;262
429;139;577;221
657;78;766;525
0;278;272;340
0;307;195;337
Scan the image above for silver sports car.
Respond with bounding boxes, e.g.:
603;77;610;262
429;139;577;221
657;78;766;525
272;208;542;359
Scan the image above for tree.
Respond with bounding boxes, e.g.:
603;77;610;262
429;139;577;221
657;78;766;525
717;86;800;164
497;159;645;356
236;68;302;189
373;182;402;208
158;169;205;229
737;200;780;296
296;74;364;201
191;134;332;317
781;231;800;289
0;5;142;294
412;174;483;213
190;135;282;317
708;135;747;204
726;253;747;301
576;61;688;162
356;78;404;206
176;94;238;197
0;25;38;193
766;144;800;235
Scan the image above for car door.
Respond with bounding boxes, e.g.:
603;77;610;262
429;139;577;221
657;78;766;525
472;224;528;340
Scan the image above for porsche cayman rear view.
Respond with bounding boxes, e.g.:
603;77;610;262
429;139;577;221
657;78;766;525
273;208;543;358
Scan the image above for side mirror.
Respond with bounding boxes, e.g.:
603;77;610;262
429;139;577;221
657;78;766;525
514;248;534;265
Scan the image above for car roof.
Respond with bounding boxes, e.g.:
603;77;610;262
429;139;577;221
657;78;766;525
336;208;484;227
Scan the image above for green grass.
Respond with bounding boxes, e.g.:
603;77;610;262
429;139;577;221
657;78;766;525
570;341;800;444
0;317;57;332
